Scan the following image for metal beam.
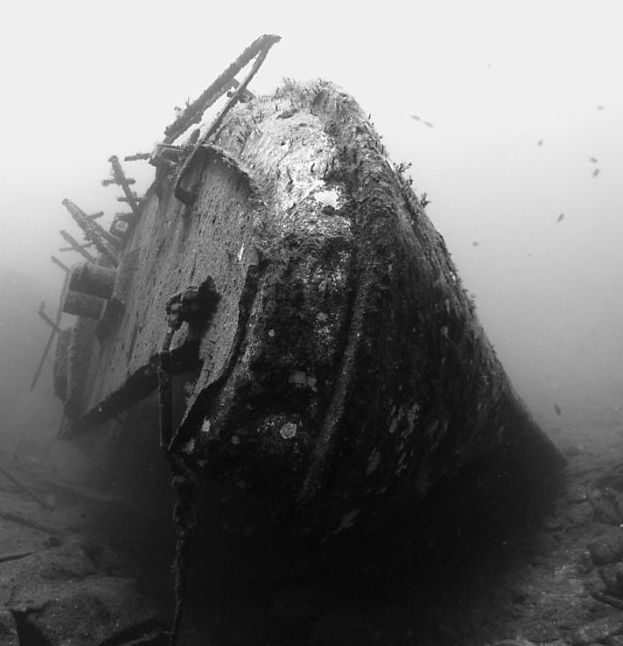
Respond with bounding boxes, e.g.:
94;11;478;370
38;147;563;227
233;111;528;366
51;255;70;273
62;199;119;266
108;155;140;215
37;302;62;334
59;230;97;263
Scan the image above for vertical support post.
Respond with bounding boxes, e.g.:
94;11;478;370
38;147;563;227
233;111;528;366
30;272;69;391
37;303;62;334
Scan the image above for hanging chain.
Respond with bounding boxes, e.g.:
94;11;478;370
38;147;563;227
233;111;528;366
151;34;280;643
168;468;198;646
158;291;199;646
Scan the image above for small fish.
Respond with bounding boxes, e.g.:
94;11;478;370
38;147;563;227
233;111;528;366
423;121;434;128
410;115;421;121
472;241;480;247
537;139;543;146
556;213;565;223
597;105;605;110
554;404;562;416
589;156;598;163
593;168;600;177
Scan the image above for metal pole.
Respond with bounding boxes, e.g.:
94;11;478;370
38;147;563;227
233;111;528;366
30;272;69;391
51;256;70;273
37;303;62;334
163;34;280;144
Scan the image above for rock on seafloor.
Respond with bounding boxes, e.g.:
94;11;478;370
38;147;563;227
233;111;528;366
0;608;19;646
571;615;623;646
587;528;623;565
0;503;160;646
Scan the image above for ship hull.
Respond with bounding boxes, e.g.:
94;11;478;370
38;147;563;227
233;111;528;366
56;81;564;539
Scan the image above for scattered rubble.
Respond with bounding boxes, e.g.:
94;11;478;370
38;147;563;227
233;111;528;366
3;411;623;645
0;461;165;646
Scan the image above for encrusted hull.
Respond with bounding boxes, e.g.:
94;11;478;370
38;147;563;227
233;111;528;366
55;80;564;539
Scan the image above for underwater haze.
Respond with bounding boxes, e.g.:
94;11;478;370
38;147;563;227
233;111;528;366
0;0;621;430
2;3;623;644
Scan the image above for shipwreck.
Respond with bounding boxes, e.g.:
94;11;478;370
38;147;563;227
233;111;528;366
44;34;564;543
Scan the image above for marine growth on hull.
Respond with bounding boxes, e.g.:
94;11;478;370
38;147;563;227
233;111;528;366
50;35;563;543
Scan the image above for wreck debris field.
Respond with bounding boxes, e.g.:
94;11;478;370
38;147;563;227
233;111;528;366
1;3;623;646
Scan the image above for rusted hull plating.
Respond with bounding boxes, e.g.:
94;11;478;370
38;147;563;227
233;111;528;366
56;81;564;538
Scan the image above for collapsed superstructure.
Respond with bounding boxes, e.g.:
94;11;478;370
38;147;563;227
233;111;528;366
46;35;563;540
